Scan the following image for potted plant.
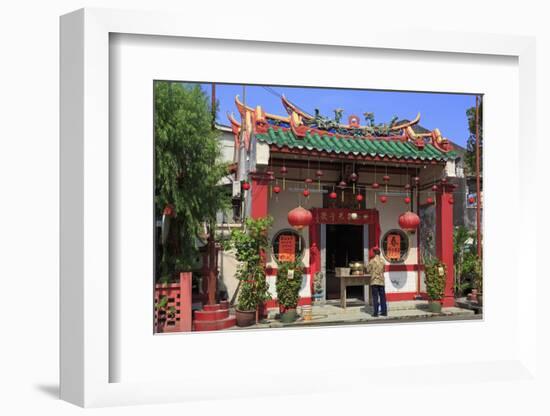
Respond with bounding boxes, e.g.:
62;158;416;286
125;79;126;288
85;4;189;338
424;259;446;313
229;216;273;327
276;260;304;323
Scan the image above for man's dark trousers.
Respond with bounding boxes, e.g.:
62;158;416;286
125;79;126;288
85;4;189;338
371;284;387;316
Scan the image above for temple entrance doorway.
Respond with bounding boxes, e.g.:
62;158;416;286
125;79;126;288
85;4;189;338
325;224;364;300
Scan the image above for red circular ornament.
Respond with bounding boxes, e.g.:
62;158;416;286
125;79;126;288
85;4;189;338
338;180;347;189
431;185;438;192
329;191;338;199
404;183;411;190
242;181;250;190
303;189;310;197
280;166;288;174
273;185;281;194
413;176;420;183
379;195;388;203
426;197;434;204
441;177;447;184
288;206;313;230
383;175;390;182
372;182;380;189
163;205;174;217
356;194;364;202
316;169;323;177
349;172;358;182
398;211;421;233
404;197;411;204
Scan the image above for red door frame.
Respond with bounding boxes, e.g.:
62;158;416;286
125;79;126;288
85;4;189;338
308;208;381;295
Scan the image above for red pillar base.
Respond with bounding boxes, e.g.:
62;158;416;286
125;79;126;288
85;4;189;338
441;296;455;307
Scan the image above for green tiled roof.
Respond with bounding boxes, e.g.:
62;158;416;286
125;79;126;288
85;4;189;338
256;128;458;162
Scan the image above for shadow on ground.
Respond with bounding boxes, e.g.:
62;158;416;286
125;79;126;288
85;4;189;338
34;384;59;399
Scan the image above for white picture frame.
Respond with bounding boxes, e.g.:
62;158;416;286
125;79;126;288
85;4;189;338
60;7;539;408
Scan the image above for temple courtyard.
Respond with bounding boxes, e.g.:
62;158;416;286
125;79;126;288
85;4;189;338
230;299;479;330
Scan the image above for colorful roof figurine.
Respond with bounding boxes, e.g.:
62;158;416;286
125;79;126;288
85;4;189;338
228;95;457;163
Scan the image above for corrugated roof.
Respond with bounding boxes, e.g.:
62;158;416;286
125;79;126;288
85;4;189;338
256;128;457;162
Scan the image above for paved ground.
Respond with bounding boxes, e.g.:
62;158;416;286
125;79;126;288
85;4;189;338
231;299;479;330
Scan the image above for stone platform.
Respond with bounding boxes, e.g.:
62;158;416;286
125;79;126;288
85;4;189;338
231;299;479;330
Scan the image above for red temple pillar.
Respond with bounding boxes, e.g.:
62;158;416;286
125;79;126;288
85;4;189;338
436;184;455;307
250;173;270;315
179;272;192;332
250;173;269;219
308;222;321;296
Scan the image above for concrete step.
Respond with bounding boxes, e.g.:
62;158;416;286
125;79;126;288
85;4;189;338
193;316;236;331
194;308;229;321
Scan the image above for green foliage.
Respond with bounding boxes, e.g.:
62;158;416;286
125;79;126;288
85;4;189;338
275;260;305;311
227;216;274;311
464;102;483;176
425;259;447;301
462;253;482;292
155;81;229;279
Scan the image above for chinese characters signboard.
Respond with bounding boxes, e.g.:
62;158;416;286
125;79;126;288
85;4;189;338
312;209;376;224
278;234;296;262
386;233;401;260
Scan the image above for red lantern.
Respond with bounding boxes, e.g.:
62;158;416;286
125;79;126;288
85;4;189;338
266;170;274;177
268;174;275;181
356;194;364;202
329;191;337;199
431;185;438;192
288;206;313;230
426;197;434;204
273;185;281;194
338;180;347;189
404;197;411;204
163;205;174;217
303;189;310;197
441;177;447;184
413;176;420;184
372;182;380;189
280;166;288;174
316;169;323;178
398;211;421;233
379;195;388;203
349;172;358;182
468;196;475;204
404;183;411;190
383;175;390;182
305;178;313;184
242;181;250;191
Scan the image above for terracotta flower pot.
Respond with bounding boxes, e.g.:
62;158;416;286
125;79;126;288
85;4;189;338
235;309;256;327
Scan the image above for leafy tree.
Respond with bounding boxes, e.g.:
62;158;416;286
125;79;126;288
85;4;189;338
454;226;471;296
228;216;273;311
464;100;483;176
276;260;305;312
155;81;228;280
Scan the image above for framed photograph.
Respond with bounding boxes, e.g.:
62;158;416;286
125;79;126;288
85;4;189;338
60;7;538;408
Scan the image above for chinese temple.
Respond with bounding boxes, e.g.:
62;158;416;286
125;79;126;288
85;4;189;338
227;94;459;310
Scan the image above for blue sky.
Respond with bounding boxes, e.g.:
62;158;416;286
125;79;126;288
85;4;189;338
197;83;477;148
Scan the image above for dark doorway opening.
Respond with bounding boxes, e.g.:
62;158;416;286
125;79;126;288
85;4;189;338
325;224;364;300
